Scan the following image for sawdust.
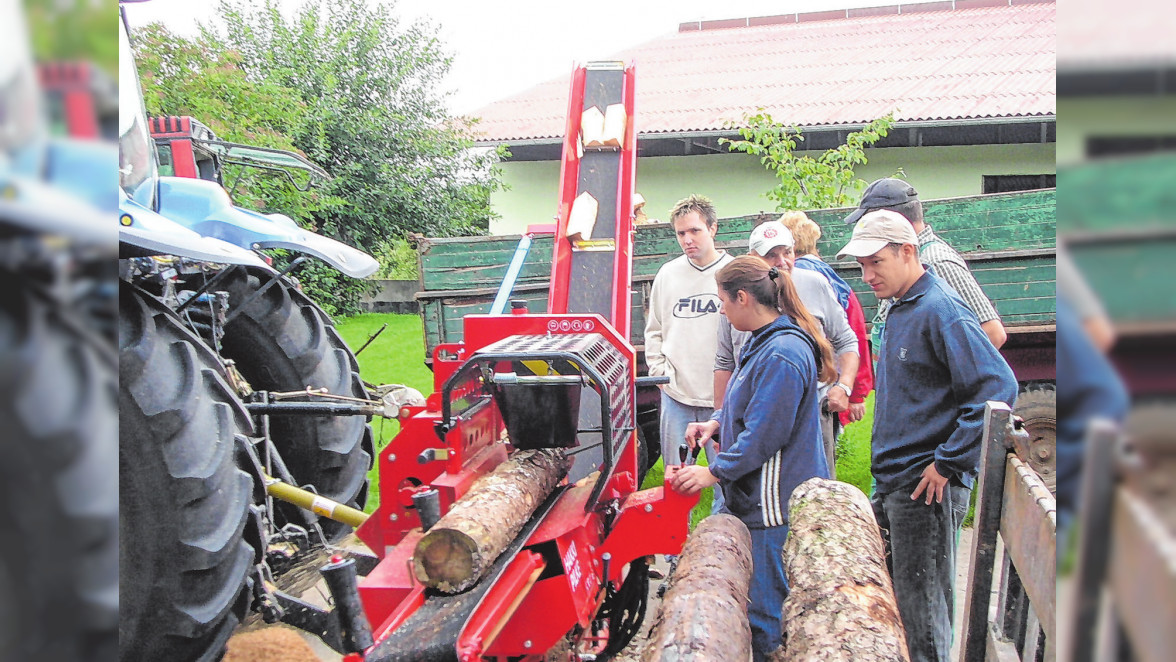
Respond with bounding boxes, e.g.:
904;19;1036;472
223;626;324;662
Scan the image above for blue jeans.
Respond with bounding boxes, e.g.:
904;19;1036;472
872;483;971;662
748;525;790;661
659;391;725;514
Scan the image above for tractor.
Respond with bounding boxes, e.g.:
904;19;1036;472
117;3;392;659
0;2;118;660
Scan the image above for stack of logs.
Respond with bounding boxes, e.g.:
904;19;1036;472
642;478;907;662
406;449;907;661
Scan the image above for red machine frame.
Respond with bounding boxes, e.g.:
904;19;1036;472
350;62;695;661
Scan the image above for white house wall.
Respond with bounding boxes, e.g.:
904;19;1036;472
488;142;1056;235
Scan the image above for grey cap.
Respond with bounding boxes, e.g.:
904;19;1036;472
844;178;919;224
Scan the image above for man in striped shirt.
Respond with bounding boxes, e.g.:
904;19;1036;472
845;178;1007;349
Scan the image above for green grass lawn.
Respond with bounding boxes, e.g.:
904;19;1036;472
334;312;880;519
335;313;435;513
837;393;875;496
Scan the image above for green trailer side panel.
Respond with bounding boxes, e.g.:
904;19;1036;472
417;189;1057;358
1071;239;1176;324
1058;154;1176;326
1058;153;1176;233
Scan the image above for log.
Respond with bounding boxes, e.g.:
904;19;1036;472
641;514;753;662
772;478;908;662
412;449;571;593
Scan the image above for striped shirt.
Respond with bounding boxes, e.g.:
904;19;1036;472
873;225;1001;334
915;226;1000;324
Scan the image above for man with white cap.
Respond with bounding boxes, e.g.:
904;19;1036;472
713;220;859;472
845;178;1007;349
837;210;1017;662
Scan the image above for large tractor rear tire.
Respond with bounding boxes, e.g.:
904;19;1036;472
215;266;373;540
119;283;256;662
1015;383;1057;494
0;279;118;662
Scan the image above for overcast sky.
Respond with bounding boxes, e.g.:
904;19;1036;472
124;0;893;115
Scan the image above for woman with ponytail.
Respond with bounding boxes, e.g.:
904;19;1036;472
670;254;832;661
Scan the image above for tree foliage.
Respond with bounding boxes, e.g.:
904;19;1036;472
131;0;506;315
133;23;342;232
25;0;117;74
721;112;895;211
214;0;505;243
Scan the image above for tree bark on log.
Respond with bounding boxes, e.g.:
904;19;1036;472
641;514;753;662
412;449;571;593
772;478;908;662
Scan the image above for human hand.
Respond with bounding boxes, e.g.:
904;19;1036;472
825;386;849;413
848;402;865;423
669;465;719;496
684;420;719;450
911;463;949;505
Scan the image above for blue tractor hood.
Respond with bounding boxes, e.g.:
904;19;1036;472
0;172;114;248
155;176;379;278
119;188;273;269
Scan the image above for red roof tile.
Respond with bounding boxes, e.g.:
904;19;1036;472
1058;0;1176;70
468;1;1056;143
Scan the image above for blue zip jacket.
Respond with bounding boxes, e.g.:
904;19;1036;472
710;315;830;529
872;271;1017;494
1055;296;1128;520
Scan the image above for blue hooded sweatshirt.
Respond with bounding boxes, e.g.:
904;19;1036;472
710;315;830;530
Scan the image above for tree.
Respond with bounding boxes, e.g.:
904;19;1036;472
133;24;342;230
131;0;507;314
721;111;895;212
214;0;506;243
25;0;117;74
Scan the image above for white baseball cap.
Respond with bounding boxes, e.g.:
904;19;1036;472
836;210;918;259
748;221;794;256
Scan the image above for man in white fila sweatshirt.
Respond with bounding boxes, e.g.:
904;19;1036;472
645;194;733;514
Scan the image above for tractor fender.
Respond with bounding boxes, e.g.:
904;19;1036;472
0;172;113;246
118;190;273;269
155;176;379;278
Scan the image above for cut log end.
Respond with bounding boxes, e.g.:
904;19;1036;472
412;529;480;593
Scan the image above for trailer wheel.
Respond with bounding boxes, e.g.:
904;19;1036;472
0;279;118;662
215;266;373;541
120;283;256;662
1015;384;1056;494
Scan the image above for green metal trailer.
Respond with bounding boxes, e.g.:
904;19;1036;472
415;188;1057;379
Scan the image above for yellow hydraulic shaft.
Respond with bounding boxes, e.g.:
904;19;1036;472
264;475;369;528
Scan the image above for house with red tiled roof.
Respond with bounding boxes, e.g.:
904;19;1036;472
1057;0;1176;165
468;0;1056;234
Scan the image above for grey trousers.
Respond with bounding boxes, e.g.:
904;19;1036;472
819;399;838;474
872;483;971;662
